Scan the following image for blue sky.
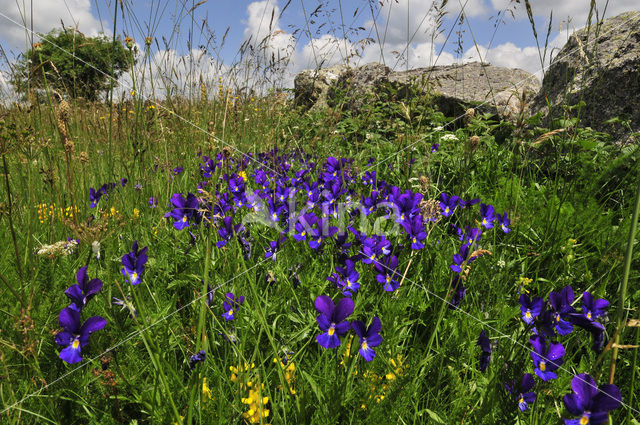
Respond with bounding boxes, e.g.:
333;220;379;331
0;0;638;93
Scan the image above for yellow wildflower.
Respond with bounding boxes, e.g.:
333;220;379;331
202;377;212;401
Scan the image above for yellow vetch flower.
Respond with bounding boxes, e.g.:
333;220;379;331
133;208;140;220
518;276;533;294
202;377;212;401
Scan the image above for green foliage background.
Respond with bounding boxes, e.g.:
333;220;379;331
12;29;130;100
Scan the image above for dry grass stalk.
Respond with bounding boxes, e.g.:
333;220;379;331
531;128;565;146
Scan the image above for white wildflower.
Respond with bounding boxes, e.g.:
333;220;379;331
37;239;78;257
441;133;459;142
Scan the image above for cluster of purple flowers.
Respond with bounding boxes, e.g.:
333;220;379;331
164;153;453;300
160;152;520;372
55;266;106;364
479;285;621;418
442;194;510;309
89;179;127;208
519;286;610;357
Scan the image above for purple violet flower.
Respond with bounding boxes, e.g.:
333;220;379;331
548;286;575;336
477;330;492;372
496;212;511;233
65;266;103;312
352;316;382;362
332;259;360;297
314;295;354;349
439;193;459;217
222;293;244;321
505;373;537;412
520;294;545;325
582;292;610;321
563;374;621;425
374;254;401;292
55;307;106;364
529;335;565;381
189;350;206;369
480;203;496;229
120;241;148;286
265;236;286;261
165;192;200;230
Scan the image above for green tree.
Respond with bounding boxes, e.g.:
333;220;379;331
13;28;130;101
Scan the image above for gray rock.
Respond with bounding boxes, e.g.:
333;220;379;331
293;64;350;110
390;62;540;120
529;11;640;144
294;61;540;122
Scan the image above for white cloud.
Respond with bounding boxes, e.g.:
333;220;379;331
243;1;295;64
462;42;543;77
365;1;441;47
447;0;491;19
0;0;104;50
299;34;358;69
357;39;455;70
364;0;489;48
489;0;639;31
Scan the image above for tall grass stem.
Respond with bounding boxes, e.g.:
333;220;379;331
608;175;640;384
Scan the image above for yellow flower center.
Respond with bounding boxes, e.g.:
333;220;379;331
525;311;531;319
182;215;188;222
587;312;592;320
228;309;234;317
328;326;335;336
580;415;589;425
131;272;138;282
72;339;80;349
361;341;368;350
539;361;546;371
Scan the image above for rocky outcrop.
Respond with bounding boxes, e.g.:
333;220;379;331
294;61;540;122
529;11;640;144
293;64;350;110
390;62;540;120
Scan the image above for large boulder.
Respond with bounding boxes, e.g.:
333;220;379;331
293;61;540;121
390;62;540;120
529;11;640;144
